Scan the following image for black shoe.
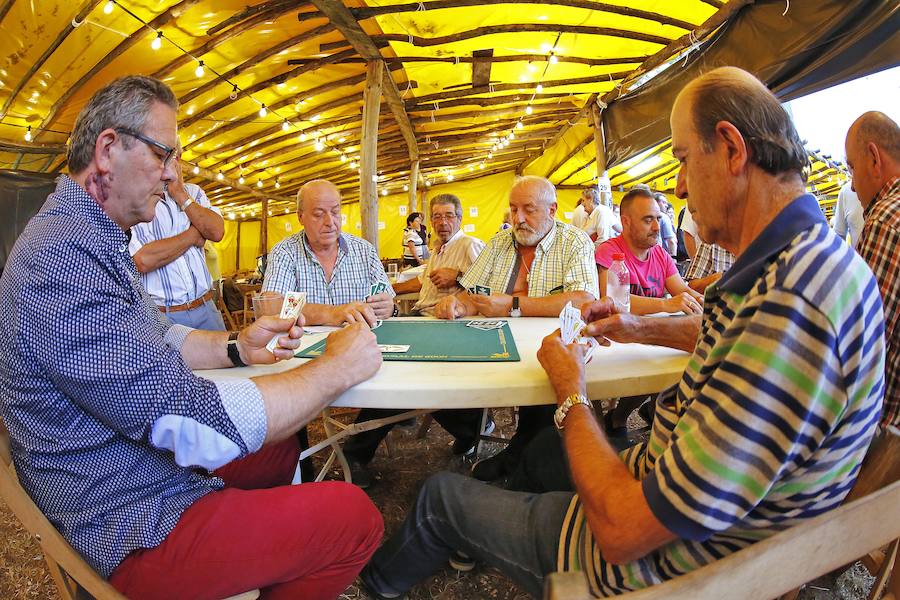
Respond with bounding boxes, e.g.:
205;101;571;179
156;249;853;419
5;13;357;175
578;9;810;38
449;550;476;572
451;417;496;455
472;446;517;481
348;459;374;489
358;567;405;599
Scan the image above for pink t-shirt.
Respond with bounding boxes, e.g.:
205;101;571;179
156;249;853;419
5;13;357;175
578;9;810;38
595;236;677;298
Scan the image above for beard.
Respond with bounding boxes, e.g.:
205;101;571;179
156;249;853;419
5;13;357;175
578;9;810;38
513;218;552;246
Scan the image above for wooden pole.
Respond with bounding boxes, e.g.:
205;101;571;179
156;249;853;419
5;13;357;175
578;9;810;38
260;198;268;257
360;61;383;247
590;103;608;178
235;221;242;272
408;159;419;214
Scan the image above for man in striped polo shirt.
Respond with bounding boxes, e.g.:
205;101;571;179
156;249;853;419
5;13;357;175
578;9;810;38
361;67;885;599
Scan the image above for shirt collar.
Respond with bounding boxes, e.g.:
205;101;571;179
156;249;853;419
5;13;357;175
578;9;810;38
865;176;900;218
717;193;825;295
300;230;348;259
55;175;130;248
437;228;465;253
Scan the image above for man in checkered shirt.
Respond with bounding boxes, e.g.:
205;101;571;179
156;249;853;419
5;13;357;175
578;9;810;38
434;175;599;482
846;111;900;429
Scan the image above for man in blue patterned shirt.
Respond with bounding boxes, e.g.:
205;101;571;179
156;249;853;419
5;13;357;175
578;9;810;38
0;76;385;599
361;67;885;599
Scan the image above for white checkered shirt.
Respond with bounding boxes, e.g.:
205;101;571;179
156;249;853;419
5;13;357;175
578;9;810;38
459;220;598;298
262;231;393;304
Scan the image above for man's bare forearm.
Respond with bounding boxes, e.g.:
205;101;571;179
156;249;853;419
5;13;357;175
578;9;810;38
520;291;594;316
180;328;231;369
184;203;224;242
132;230;198;273
625;315;700;352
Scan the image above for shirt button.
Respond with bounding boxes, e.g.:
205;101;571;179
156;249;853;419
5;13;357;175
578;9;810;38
119;244;128;253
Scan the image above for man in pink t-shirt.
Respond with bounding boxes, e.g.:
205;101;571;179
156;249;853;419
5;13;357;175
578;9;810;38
595;188;703;315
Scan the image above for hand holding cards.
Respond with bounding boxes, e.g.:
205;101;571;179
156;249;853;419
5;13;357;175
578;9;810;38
265;291;306;353
559;301;599;363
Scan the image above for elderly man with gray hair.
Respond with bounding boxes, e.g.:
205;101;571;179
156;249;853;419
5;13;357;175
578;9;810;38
435;175;599;482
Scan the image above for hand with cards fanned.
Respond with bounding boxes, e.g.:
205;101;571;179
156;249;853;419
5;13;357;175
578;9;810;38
366;282;394;319
559;301;600;363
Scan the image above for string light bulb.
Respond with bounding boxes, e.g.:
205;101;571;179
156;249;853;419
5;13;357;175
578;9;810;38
299;132;307;142
536;83;543;93
403;184;409;191
194;61;205;78
192;165;199;175
259;104;267;118
257;180;263;188
525;105;533;115
516;121;523;130
509;131;515;140
103;0;114;14
24;126;32;142
151;31;163;50
281;120;290;131
349;160;357;170
314;138;324;152
230;84;238;100
216;171;224;181
381;188;388;196
340;154;347;162
479;163;485;169
275;179;281;189
447;174;454;182
548;51;558;64
238;175;245;185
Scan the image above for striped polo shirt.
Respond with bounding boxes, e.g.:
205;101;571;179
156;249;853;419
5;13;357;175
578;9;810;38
459;219;599;298
558;194;885;596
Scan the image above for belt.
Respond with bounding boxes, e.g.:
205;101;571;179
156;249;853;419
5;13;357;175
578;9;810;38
158;290;215;313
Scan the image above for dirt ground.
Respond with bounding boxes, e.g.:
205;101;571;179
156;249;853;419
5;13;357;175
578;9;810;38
0;407;877;599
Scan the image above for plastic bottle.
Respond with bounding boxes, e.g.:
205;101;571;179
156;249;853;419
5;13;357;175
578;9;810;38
606;252;631;313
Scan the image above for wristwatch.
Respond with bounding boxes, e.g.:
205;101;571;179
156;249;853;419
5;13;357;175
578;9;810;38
509;296;521;318
227;331;247;367
180;195;195;211
554;394;592;430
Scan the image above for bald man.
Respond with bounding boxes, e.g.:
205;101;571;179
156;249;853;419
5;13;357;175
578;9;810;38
263;179;394;326
360;67;884;599
846;111;900;428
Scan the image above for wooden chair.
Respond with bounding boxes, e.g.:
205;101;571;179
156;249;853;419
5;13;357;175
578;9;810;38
0;418;259;600
543;430;900;600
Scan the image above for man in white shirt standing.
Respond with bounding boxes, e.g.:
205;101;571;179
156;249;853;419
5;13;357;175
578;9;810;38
831;181;865;249
130;145;225;330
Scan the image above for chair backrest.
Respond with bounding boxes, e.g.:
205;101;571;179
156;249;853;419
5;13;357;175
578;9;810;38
0;418;127;600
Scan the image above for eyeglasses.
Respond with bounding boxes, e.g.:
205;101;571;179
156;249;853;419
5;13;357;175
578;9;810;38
431;213;461;222
115;128;176;166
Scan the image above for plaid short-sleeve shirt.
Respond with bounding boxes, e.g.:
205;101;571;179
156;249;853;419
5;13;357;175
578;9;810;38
858;176;900;428
458;220;598;298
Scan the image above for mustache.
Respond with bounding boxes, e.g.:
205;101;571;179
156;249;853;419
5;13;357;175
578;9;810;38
515;223;537;233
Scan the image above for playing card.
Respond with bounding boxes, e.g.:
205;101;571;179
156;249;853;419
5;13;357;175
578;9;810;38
368;282;387;297
266;291;306;352
475;284;492;296
378;344;410;353
577;334;600;364
559;301;583;344
372;320;383;330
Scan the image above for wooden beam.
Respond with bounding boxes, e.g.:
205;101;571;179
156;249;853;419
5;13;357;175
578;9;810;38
408;92;574;110
0;0;102;120
36;0;202;138
178;23;334;105
0;0;14;25
515;93;596;173
0;141;67;154
290;53;651;68
410;72;626;105
359;62;383;246
311;0;419;161
411;104;578;125
543;134;593;178
207;0;300;35
301;1;699;32
590;103;607;178
408;159;419;213
342;25;671;49
260;197;269;254
471;49;494;88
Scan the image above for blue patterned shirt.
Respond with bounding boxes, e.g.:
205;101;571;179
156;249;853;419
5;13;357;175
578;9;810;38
0;176;267;577
262;230;394;303
558;194;885;596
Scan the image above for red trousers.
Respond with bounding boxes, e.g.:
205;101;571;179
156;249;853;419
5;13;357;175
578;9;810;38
110;437;383;600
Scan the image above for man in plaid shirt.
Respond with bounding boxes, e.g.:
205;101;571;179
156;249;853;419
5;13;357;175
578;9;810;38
846;111;900;429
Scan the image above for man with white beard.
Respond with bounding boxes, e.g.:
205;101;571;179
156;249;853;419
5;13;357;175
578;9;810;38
434;175;598;482
434;176;597;320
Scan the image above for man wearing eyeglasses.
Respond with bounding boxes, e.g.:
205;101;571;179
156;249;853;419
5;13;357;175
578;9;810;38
392;193;486;315
130;141;226;330
0;76;385;599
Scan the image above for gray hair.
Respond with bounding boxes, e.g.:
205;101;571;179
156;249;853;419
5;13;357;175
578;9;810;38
689;67;808;180
511;175;556;205
429;193;462;217
851;111;900;162
581;187;599;202
296;179;341;214
67;76;177;174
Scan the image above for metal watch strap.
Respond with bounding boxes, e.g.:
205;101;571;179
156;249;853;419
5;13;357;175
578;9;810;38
180;196;195;211
554;394;591;430
227;331;247;367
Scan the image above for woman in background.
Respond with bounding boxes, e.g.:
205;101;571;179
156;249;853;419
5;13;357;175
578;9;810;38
403;212;428;267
